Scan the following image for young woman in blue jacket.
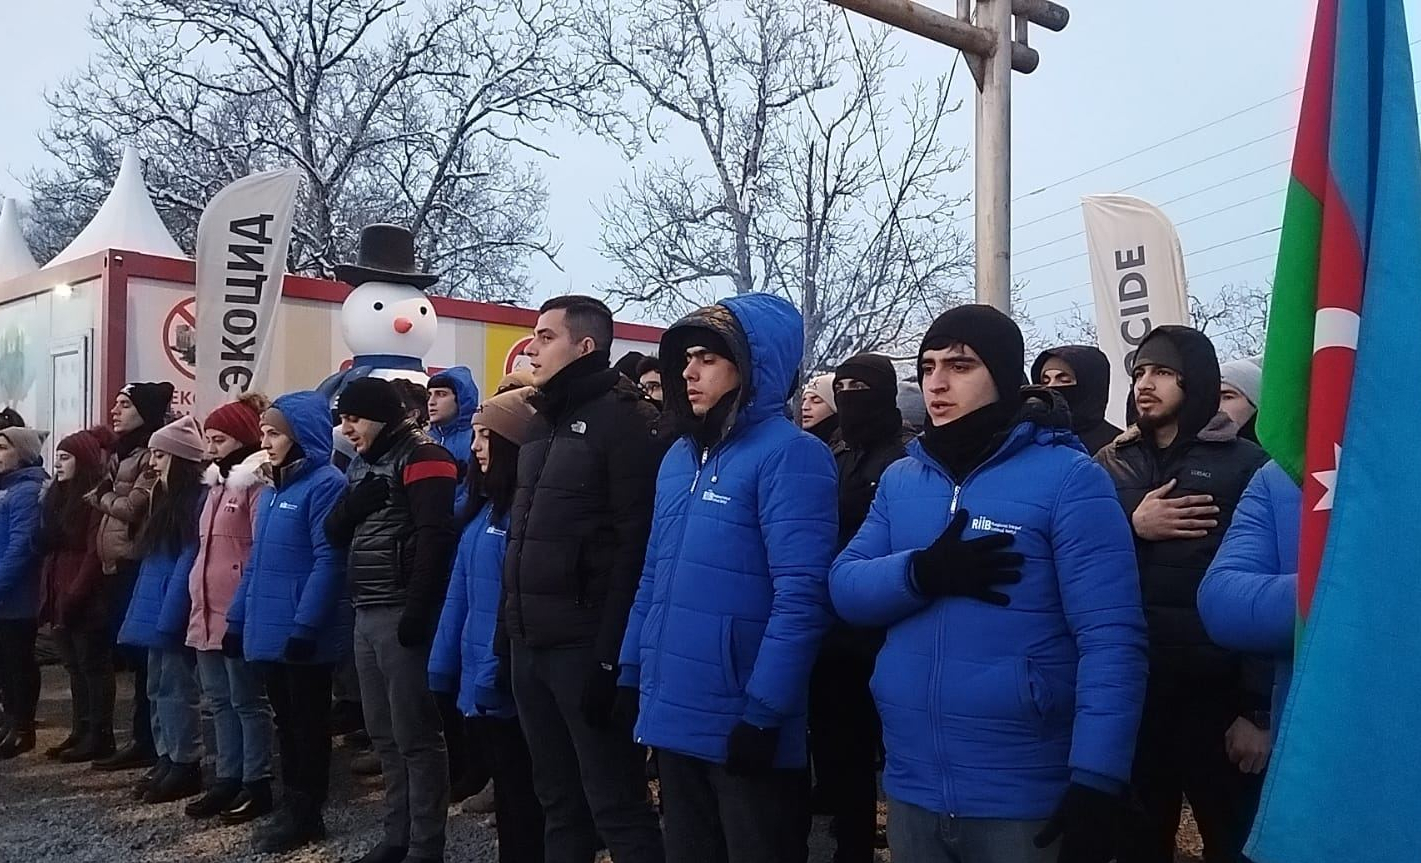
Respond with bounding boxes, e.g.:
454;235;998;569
118;415;207;804
429;385;545;863
224;391;351;854
0;427;50;759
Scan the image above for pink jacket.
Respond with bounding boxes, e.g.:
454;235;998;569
186;451;268;650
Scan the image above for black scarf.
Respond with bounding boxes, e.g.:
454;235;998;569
114;425;155;460
837;389;903;450
921;397;1020;482
215;445;260;479
685;387;742;452
534;350;618;422
806;414;840;445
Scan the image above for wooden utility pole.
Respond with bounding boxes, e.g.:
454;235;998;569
828;0;1069;314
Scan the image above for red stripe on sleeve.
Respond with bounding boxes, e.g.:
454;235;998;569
404;460;458;484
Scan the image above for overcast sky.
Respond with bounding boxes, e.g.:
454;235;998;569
3;0;1420;326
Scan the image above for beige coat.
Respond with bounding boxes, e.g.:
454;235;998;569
87;445;157;574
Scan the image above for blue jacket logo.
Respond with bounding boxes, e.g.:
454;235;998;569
700;488;731;505
970;515;1022;535
278;501;301;511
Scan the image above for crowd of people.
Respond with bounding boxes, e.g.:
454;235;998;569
0;287;1295;863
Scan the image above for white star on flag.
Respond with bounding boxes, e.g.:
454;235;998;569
1314;443;1343;511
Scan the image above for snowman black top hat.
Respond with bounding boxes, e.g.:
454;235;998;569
334;223;440;290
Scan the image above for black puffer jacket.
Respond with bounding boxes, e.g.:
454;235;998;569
1032;344;1122;456
1095;327;1267;696
833;428;913;552
501;352;668;665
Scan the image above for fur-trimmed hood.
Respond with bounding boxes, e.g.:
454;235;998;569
202;449;271;492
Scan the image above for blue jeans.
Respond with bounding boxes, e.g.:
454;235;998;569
196;649;274;783
146;648;202;764
887;798;1057;863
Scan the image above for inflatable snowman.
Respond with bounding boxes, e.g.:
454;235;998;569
318;224;440;405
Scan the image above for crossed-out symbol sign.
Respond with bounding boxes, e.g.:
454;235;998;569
164;297;198;381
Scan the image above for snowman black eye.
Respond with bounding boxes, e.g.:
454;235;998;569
374;302;384;311
420;306;429;316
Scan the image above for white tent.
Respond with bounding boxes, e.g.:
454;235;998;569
0;198;38;281
45;146;185;268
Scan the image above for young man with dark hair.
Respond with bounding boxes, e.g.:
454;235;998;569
325;377;460;863
503;294;667;862
635;356;663;408
809;352;914;863
830;306;1147;863
619;293;837;863
1094;326;1269;863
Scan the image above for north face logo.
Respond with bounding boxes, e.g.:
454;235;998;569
971;515;1022;535
701;489;732;505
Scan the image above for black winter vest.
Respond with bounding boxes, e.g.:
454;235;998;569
1095;414;1268;694
346;430;428;609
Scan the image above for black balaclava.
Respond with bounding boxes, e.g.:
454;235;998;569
1031;345;1113;433
834;353;902;449
917;304;1025;481
1131;325;1222;448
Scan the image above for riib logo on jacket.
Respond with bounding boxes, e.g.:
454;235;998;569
701;489;732;505
971;514;1022;535
278;501;301;512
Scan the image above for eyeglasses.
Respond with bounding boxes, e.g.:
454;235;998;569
641;381;663;395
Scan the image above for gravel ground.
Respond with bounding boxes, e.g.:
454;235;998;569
3;665;1201;863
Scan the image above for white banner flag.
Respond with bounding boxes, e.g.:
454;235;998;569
1080;194;1190;427
195;168;301;416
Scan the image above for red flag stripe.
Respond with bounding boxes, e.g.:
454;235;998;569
404;460;458;484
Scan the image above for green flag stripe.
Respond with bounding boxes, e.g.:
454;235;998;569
1257;177;1324;483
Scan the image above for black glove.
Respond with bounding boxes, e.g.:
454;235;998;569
580;663;620;729
911;508;1025;606
1033;782;1131;863
221;630;244;659
284;635;317;662
612;685;641;736
344;475;391;521
398;609;437;648
725;721;779;775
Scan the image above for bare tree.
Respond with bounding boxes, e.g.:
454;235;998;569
1036;281;1271;362
27;0;620;301
584;0;971;370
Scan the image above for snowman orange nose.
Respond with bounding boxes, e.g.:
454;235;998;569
393;317;413;334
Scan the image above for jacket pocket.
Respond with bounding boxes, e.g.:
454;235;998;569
724;618;767;695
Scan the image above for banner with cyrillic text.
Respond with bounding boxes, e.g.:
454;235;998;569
194;168;301;416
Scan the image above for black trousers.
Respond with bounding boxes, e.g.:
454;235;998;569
261;662;333;805
1121;694;1266;863
809;644;882;863
473;715;546;863
511;642;664;863
0;619;40;730
658;750;811;863
53;625;116;732
110;564;153;749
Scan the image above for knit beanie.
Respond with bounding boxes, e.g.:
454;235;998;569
1220;357;1264;407
120;381;176;429
497;369;536;393
204;393;268;447
474;386;540;446
897;381;927;430
337;377;406;425
834;353;898;396
918;304;1025;402
149;414;206;463
260;407;294;441
804;373;837;412
57;426;117;470
679;327;739;368
0;427;48;467
0;407;25;430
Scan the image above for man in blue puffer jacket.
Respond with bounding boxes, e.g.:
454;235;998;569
618;293;838;862
1198;460;1299;748
225;390;351;853
426;366;479;513
830;305;1148;863
0;427;49;758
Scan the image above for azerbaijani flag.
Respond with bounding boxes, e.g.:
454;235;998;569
1247;0;1421;860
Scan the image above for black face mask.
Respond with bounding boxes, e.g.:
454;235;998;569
836;388;902;448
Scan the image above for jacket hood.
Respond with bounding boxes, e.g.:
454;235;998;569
431;365;479;433
271;391;335;466
1032;345;1112;433
659;293;804;433
0;465;48;487
1132;325;1221;444
203;449;270;491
